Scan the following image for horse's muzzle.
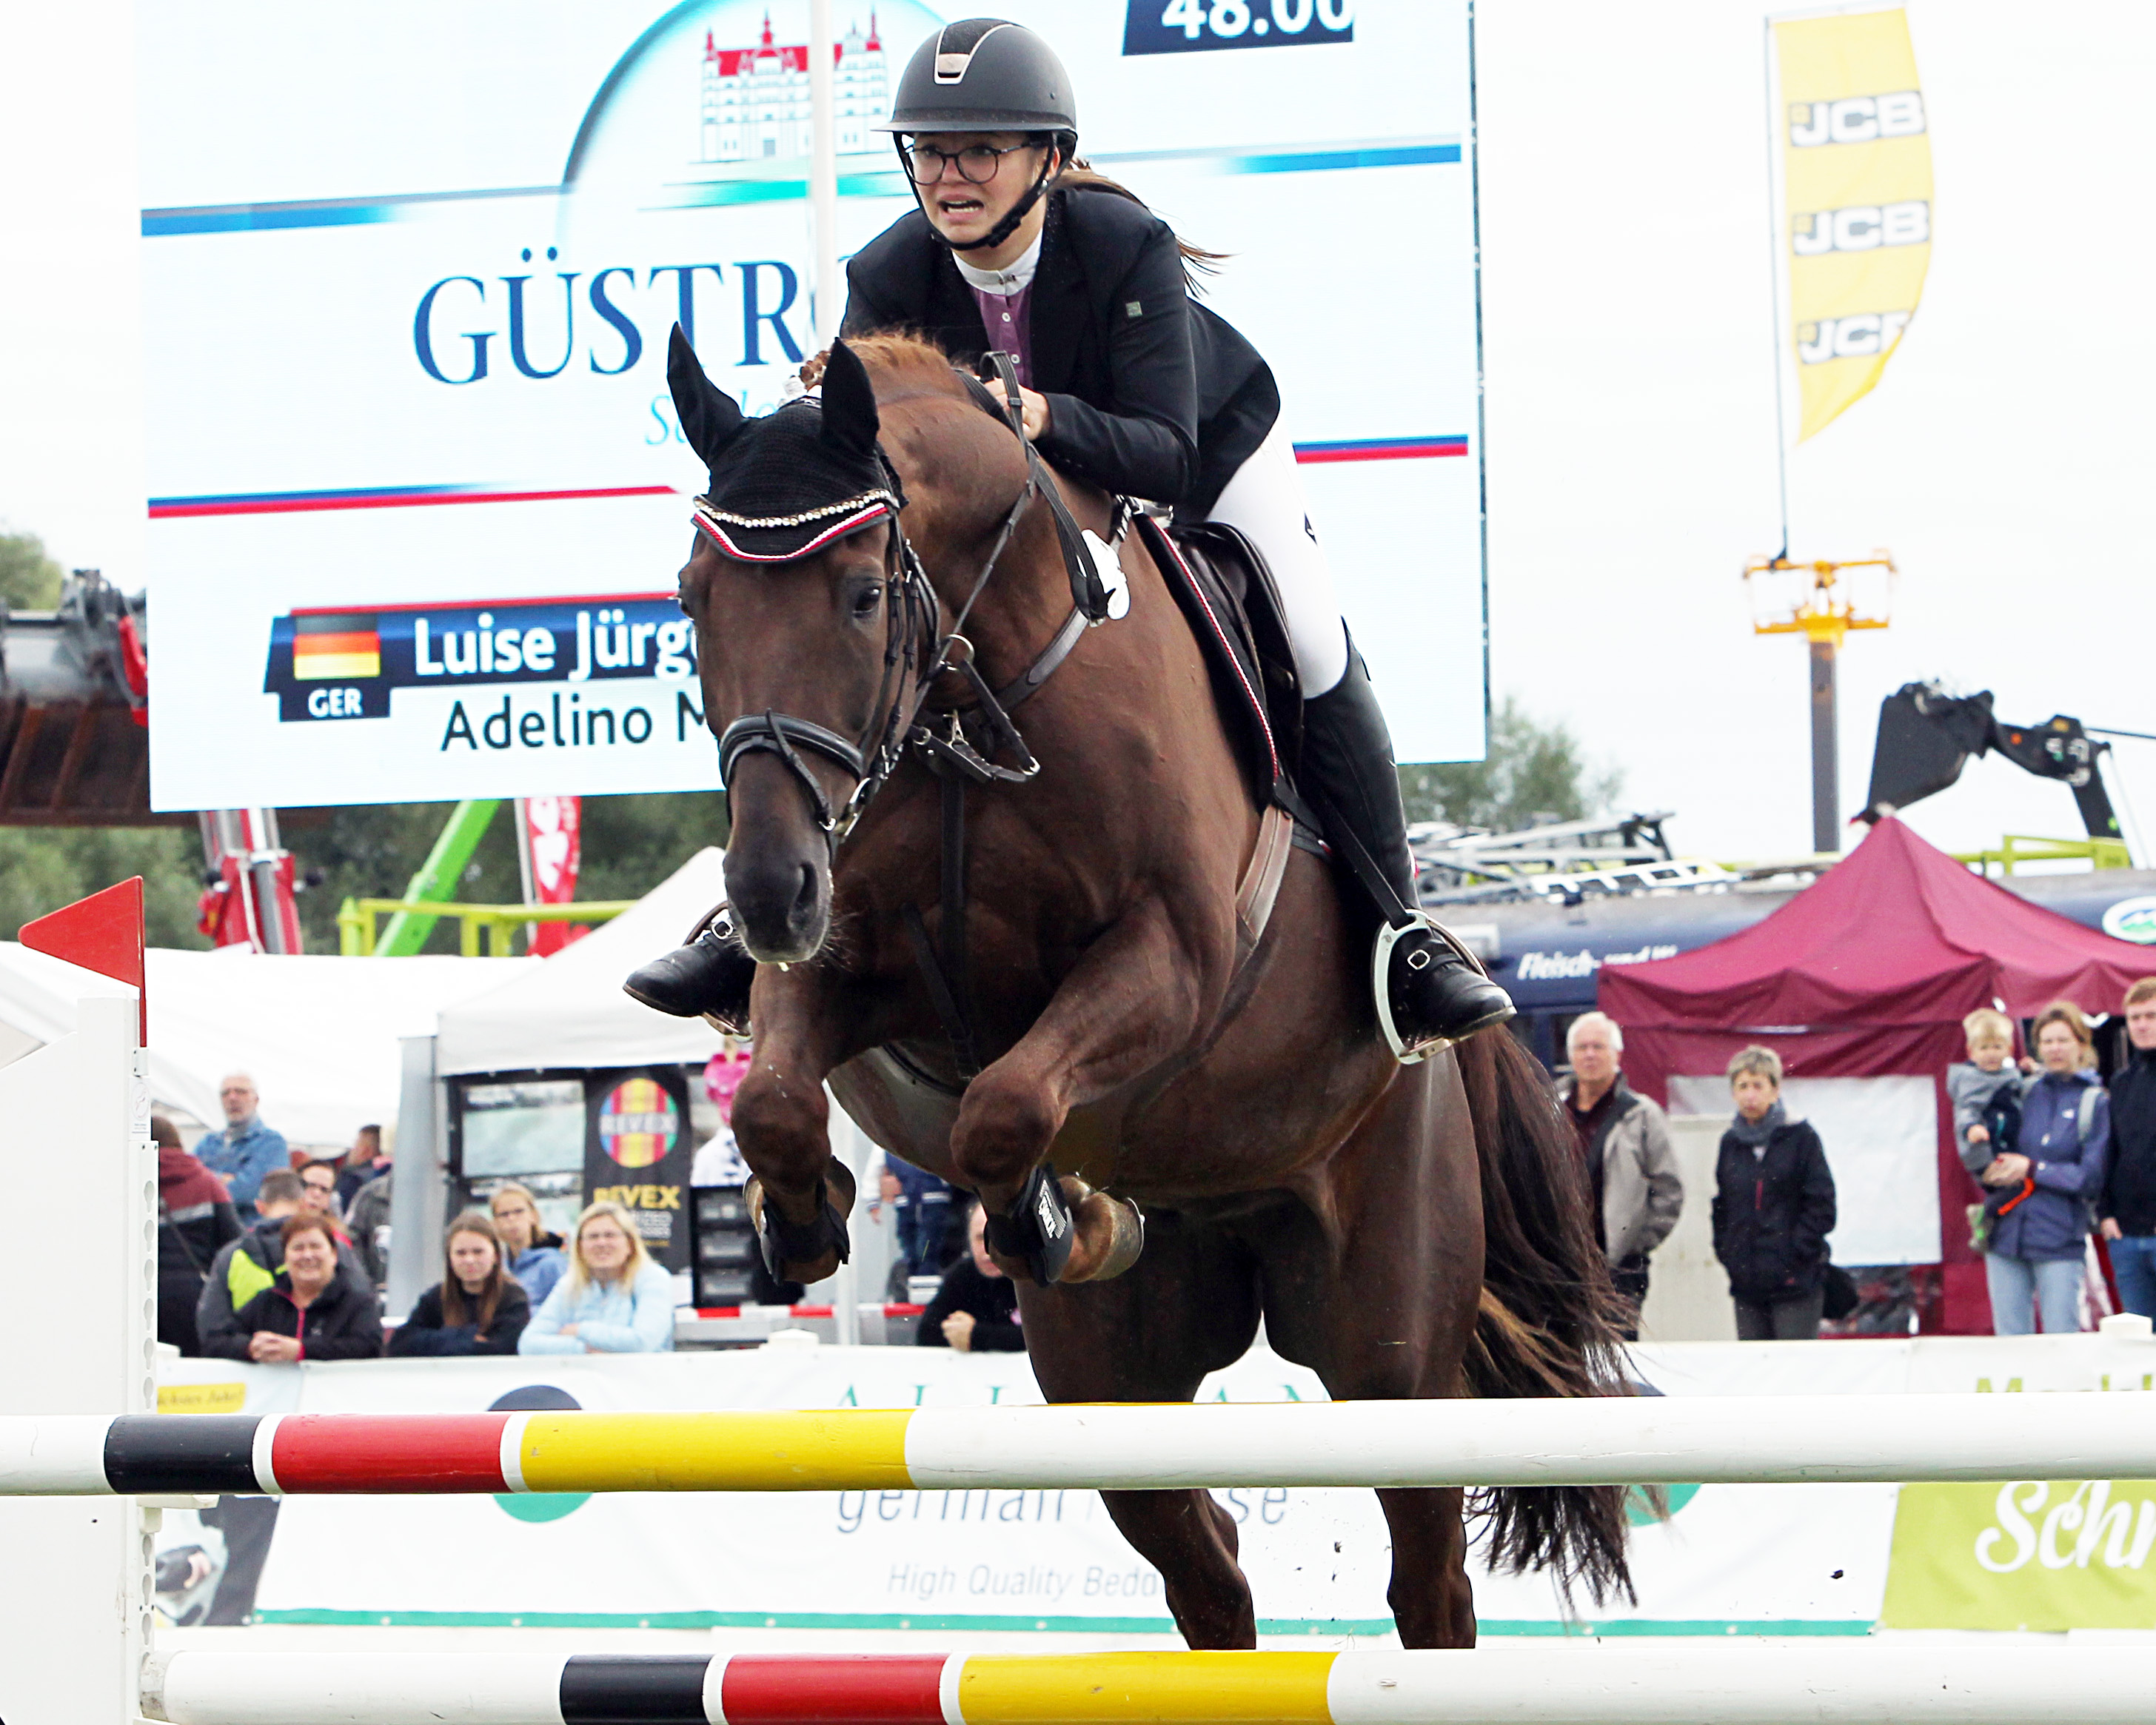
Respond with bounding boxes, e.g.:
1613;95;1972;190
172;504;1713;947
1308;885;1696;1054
724;847;830;965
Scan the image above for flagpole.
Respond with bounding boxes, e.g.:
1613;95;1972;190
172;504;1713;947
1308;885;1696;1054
809;0;840;351
1761;16;1791;566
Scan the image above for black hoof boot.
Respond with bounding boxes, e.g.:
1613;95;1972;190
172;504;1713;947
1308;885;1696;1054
623;913;754;1031
1376;914;1516;1064
983;1163;1076;1286
746;1159;856;1284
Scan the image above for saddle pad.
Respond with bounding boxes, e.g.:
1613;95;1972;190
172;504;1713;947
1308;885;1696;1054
1135;514;1300;811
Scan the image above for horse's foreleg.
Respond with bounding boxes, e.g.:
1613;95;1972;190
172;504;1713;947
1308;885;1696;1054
949;902;1208;1282
729;974;857;1283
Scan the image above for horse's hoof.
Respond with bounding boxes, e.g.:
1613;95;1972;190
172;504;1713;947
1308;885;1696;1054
1061;1181;1145;1283
746;1157;857;1284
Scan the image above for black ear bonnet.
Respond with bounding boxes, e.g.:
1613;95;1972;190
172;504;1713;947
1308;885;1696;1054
670;329;900;563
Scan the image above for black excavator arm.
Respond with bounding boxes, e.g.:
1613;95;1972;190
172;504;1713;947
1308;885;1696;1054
1859;680;2122;843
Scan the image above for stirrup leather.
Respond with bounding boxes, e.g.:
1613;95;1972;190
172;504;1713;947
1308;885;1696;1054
1372;911;1491;1067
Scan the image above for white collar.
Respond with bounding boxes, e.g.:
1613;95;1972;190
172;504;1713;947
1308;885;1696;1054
953;231;1042;296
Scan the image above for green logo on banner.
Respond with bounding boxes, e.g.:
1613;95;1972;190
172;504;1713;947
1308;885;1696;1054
1883;1480;2156;1630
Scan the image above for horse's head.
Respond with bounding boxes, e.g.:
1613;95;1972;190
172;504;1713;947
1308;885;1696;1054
669;329;914;964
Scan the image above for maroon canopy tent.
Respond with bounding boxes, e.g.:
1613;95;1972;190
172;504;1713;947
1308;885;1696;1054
1598;817;2153;1331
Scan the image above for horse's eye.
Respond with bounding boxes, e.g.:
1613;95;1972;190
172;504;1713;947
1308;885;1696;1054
851;585;883;620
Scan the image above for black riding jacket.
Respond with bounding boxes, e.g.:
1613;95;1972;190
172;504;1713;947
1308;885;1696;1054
1711;1119;1838;1304
840;186;1279;518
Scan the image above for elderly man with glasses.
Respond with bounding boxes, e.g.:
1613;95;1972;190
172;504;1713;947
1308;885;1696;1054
1555;1013;1684;1339
195;1073;291;1227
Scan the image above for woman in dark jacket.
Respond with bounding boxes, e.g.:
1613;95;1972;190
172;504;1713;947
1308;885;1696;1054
155;1116;242;1356
1981;1001;2109;1335
1712;1045;1837;1340
389;1213;531;1357
207;1211;383;1363
625;18;1510;1064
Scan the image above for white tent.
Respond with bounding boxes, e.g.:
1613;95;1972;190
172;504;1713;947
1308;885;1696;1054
435;848;727;1077
0;942;531;1148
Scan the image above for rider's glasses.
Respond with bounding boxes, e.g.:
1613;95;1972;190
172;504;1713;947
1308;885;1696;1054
904;141;1033;185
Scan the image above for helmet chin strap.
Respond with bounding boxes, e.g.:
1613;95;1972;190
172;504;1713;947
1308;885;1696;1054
900;144;1059;255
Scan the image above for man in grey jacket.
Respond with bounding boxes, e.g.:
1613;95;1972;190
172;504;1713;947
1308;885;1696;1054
1556;1012;1684;1338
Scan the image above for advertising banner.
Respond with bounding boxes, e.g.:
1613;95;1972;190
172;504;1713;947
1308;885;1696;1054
1775;7;1932;441
141;0;1486;811
517;794;585;957
585;1065;695;1270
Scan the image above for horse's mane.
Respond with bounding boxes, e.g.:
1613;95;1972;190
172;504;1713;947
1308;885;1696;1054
800;335;969;403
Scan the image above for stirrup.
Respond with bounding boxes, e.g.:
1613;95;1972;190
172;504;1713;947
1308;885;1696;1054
1373;910;1491;1066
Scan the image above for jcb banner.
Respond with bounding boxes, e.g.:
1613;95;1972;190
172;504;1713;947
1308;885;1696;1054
1775;7;1932;441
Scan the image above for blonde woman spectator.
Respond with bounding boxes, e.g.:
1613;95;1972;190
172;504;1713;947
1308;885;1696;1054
519;1202;675;1354
490;1182;568;1306
1982;1000;2109;1335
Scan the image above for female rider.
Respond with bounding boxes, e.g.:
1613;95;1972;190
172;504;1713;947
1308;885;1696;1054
626;19;1510;1060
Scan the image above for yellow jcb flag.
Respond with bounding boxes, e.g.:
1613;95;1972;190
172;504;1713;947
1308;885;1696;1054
1776;8;1931;441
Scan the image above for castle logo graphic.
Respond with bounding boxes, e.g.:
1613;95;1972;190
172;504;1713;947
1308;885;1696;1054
700;9;890;164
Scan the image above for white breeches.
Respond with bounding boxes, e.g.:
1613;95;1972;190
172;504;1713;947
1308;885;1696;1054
1197;418;1349;696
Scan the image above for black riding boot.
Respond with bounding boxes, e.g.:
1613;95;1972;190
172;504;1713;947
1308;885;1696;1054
1300;643;1515;1059
621;908;756;1032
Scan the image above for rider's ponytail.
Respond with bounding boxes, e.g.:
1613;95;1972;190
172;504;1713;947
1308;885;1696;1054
1053;159;1228;287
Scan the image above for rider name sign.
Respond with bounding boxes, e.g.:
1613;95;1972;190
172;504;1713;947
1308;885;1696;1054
141;1;1485;809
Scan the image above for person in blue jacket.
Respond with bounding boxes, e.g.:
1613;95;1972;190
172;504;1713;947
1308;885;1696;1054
519;1201;675;1354
489;1182;568;1307
1981;1001;2111;1336
195;1073;289;1226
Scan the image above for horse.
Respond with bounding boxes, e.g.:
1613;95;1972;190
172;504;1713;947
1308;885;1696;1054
666;329;1630;1647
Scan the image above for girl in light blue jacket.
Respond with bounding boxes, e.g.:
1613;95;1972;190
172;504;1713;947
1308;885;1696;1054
519;1200;676;1354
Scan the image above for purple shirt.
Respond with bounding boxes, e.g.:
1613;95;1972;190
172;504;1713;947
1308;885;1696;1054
969;283;1034;387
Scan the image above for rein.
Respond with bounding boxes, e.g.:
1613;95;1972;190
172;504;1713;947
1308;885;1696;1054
707;354;1129;1073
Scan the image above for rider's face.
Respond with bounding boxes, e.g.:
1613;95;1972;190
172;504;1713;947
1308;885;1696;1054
911;131;1050;249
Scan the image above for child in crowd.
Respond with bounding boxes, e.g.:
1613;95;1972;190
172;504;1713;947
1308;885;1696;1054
1951;1008;2028;1184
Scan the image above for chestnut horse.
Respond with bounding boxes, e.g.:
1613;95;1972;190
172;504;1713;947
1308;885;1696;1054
670;332;1629;1647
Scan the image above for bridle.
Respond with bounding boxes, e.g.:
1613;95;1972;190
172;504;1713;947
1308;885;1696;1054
703;353;1122;862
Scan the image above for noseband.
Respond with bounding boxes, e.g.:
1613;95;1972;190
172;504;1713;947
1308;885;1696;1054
704;354;1123;860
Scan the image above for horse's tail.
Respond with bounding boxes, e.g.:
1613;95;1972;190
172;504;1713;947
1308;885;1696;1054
1454;1027;1636;1604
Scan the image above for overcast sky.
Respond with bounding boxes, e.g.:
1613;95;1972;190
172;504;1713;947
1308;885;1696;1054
3;1;2152;865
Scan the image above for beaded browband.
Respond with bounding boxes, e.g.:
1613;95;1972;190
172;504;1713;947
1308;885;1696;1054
689;490;903;563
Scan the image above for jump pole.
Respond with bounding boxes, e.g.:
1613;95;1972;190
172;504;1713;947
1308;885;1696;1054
9;1391;2155;1497
141;1646;2156;1725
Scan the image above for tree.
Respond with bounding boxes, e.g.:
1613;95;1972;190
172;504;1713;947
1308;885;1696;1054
0;528;64;610
0;827;210;948
291;792;730;952
1397;695;1621;832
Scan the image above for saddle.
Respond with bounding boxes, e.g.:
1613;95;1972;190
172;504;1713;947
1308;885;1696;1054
1136;515;1313;823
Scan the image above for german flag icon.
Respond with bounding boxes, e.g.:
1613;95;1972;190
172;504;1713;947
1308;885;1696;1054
290;613;381;681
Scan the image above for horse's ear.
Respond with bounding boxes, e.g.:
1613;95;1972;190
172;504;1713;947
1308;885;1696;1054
668;324;746;468
819;339;881;460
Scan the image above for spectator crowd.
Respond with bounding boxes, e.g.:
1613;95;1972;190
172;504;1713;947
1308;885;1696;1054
150;975;2156;1364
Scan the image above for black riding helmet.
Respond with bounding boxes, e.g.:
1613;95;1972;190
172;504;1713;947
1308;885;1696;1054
877;19;1077;253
